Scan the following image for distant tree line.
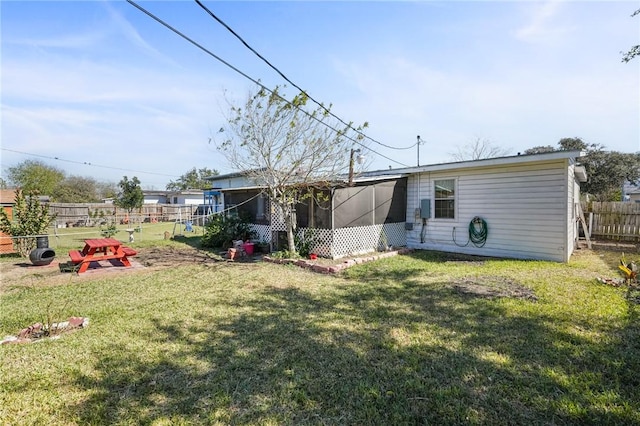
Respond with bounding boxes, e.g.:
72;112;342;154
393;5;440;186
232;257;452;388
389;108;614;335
3;160;218;203
524;138;640;202
4;160;117;203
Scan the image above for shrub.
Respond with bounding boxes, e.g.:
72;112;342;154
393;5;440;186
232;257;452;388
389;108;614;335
201;214;256;249
0;189;55;257
100;222;118;238
295;228;318;257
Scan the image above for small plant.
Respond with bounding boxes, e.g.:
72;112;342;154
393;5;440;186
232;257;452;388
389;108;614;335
619;253;638;282
0;188;55;257
100;222;118;238
377;230;390;251
269;250;300;259
295;228;318;257
256;239;271;253
42;301;70;337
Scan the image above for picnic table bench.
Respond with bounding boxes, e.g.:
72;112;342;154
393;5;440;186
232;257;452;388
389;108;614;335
68;238;137;274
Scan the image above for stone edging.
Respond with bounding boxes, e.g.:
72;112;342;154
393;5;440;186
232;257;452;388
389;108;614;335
263;248;412;274
1;317;89;345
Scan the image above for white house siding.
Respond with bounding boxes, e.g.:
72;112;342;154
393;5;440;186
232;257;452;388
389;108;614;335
174;196;203;205
406;159;573;262
143;195;165;204
209;175;255;190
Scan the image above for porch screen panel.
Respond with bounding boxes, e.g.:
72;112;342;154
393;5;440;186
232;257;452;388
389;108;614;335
224;190;267;224
313;190;332;229
295;189;331;229
296;199;310;228
333;186;374;228
374;178;407;224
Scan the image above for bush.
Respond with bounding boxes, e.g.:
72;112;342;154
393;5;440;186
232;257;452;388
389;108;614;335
294;228;318;257
201;214;256;249
0;189;55;257
100;222;118;238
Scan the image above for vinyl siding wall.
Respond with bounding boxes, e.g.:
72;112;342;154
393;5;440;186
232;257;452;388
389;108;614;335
406;159;572;262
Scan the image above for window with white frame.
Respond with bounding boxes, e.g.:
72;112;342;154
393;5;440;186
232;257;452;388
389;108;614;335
434;179;455;219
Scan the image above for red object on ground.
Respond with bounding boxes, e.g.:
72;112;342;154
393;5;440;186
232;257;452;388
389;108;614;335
68;238;136;274
243;242;255;255
309;253;318;260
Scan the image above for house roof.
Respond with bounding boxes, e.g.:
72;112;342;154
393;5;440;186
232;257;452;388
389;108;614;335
210;150;586;191
142;189;205;196
377;149;585;175
0;189;16;205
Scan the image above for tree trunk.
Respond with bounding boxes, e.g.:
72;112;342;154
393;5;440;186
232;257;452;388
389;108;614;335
283;202;296;253
286;216;296;254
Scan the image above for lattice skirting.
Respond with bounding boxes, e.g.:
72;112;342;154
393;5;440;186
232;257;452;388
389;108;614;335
250;222;406;259
269;201;287;232
250;224;271;244
298;228;333;258
331;223;406;259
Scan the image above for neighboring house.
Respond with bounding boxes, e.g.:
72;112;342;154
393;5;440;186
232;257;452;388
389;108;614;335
206;150;586;262
0;189;16;254
623;183;640;202
203;190;224;214
141;190;205;205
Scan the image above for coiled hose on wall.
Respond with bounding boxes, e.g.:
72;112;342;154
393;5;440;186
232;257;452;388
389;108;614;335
453;216;488;248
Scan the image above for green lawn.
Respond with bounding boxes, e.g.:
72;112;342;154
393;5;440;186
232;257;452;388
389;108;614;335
45;221;204;251
1;241;638;425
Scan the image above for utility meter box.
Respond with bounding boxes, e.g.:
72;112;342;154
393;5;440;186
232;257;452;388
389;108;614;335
420;199;431;219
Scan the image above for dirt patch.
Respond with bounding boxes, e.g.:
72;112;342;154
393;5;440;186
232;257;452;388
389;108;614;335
590;240;640;253
135;246;225;268
452;276;538;301
0;246;229;294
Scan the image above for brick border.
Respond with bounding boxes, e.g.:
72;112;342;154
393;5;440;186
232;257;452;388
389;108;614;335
263;248;412;274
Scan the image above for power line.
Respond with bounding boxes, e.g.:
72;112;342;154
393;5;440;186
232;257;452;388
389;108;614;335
194;0;419;152
1;148;179;178
125;0;410;168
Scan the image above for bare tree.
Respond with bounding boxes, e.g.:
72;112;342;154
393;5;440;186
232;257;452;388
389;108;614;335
450;137;512;161
622;9;640;63
216;86;367;254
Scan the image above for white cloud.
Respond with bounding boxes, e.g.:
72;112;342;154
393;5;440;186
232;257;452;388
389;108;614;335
515;1;573;44
103;1;178;67
6;31;107;49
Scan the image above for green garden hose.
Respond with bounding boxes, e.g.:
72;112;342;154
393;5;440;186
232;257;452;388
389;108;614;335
468;217;488;247
452;216;488;248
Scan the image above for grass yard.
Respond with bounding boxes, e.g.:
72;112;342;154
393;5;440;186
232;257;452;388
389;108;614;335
45;221;204;252
1;241;639;425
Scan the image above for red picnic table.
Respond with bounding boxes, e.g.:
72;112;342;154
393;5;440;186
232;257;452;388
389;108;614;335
68;238;137;274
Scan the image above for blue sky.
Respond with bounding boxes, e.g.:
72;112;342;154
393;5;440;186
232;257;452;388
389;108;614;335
2;1;639;189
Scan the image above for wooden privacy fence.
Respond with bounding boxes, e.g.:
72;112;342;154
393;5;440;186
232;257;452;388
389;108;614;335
582;202;640;242
47;203;198;228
